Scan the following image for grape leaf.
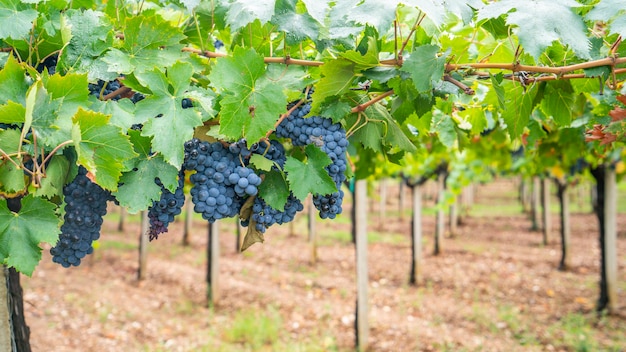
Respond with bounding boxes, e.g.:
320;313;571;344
249;154;275;172
0;0;38;40
502;84;538;138
432;109;457;148
34;155;70;199
208;47;286;145
225;0;276;32
272;0;320;45
477;0;590;59
135;62;204;167
258;169;289;211
102;14;185;74
71;108;137;191
0;195;60;276
240;219;264;251
338;0;397;34
114;157;178;213
60;9;116;82
541;80;574;126
586;0;626;38
301;0;331;24
0;55;29;106
0;101;25;124
0;129;25;196
284;144;336;200
311;59;355;113
401;45;447;93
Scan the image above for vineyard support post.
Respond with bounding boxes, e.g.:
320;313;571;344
542;178;552;245
557;183;571;271
410;184;423;285
399;179;405;220
354;179;369;350
531;177;541;231
182;195;192;246
137;211;149;281
308;197;317;264
449;199;458;237
207;221;220;306
434;173;445;255
379;179;387;230
604;167;618;313
118;207;126;232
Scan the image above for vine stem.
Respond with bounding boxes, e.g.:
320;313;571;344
351;90;394;113
182;47;324;67
446;57;626;75
444;74;474;95
102;86;131;100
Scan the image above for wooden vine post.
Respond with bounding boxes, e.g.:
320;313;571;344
118;207;126;232
354;179;369;350
378;179;387;230
137;211;149;281
308;197;317;264
207;221;220;306
409;184;423;285
434;173;445;255
531;177;541;231
182;195;193;246
449;198;458;237
542;178;552;245
557;182;571;271
603;168;618;313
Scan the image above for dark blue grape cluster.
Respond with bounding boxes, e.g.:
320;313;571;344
147;170;186;240
183;139;261;222
244;194;304;233
275;102;348;219
50;167;112;267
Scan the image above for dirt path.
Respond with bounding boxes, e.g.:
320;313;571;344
22;178;626;351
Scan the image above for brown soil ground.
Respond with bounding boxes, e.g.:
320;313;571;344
22;178;626;351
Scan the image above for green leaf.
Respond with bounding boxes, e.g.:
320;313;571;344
311;59;355;113
0;129;25;196
401;45;447;93
0;0;38;40
368;104;417;153
502;84;538;138
339;37;380;71
72;108;137;190
249;153;275;172
272;0;320;44
587;0;626;38
432;110;457;148
114;157;178;213
135;63;204;167
34;155;69;198
0;55;29;106
541;80;574;126
490;73;506;109
102;14;185;74
0;195;60;276
477;0;590;59
60;9;115;81
226;0;276;32
0;101;25;124
209;47;286;144
258;169;289;211
284;144;336;200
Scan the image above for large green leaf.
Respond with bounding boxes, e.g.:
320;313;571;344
586;0;626;38
0;195;60;276
135;62;204;167
541;80;575;126
272;0;320;45
208;47;286;144
0;129;25;196
284;144;336;200
401;45;447;94
0;0;38;40
0;55;29;106
477;0;590;59
72;108;137;190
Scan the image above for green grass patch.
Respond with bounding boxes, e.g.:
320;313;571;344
546;313;599;352
222;306;282;349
